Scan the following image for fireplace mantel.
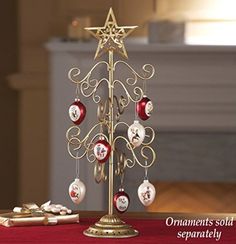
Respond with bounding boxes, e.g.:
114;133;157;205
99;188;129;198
46;39;236;210
47;38;236;53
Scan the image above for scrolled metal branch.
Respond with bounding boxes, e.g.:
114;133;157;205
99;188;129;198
114;151;127;176
66;122;108;161
80;77;109;103
68;61;109;84
113;79;144;107
67;60;156;186
94;162;107;183
66;123;109;182
68;62;109;104
142;126;155;145
114;121;129;133
97;100;112;127
114;61;155;85
113;95;125;121
113;135;156;169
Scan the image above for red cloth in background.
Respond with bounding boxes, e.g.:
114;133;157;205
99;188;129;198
0;218;235;244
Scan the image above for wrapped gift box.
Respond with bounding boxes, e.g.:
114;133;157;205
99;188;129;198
0;202;79;227
0;212;79;227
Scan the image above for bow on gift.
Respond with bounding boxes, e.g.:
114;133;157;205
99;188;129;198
14;203;45;216
12;202;58;225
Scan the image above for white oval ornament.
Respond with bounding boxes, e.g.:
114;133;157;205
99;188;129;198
138;180;156;206
68;178;86;204
128;120;145;147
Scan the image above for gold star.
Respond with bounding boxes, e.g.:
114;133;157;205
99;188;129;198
85;8;137;59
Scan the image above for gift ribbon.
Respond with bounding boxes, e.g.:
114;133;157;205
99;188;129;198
12;203;58;226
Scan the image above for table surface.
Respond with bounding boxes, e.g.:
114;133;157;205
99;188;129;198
0;211;236;244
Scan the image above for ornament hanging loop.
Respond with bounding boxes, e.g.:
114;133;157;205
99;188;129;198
75;83;80;100
142;79;147;95
144;160;148;180
120;172;125;189
76;152;80;179
134;100;138;120
99;122;103;135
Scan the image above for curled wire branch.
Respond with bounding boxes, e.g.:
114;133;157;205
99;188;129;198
66;124;109;182
142;126;155;145
113;79;144;106
114;61;155;85
113;135;156;169
114;151;127;176
66;123;108;160
80;77;109;103
68;61;109;84
114;121;129;133
113;95;125;121
68;62;109;104
94;162;107;183
97;100;110;124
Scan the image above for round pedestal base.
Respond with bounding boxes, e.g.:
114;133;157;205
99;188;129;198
83;214;138;238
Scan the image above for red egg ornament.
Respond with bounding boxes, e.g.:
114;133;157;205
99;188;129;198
136;96;153;120
93;137;111;163
68;99;86;125
113;188;130;213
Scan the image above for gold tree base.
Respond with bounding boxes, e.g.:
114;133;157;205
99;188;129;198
83;214;139;238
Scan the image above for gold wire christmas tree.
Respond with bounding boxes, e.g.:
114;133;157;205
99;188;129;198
66;8;156;238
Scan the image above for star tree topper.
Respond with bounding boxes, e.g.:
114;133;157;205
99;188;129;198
85;8;137;59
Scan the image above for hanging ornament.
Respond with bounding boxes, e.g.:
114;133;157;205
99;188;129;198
113;188;130;213
69;178;86;204
128;120;145;147
136;96;153;120
94;137;111;163
68;99;86;125
138;179;156;206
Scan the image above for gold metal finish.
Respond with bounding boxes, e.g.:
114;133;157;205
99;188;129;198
85;8;137;59
108;50;114;216
83;214;138;238
66;8;156;238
